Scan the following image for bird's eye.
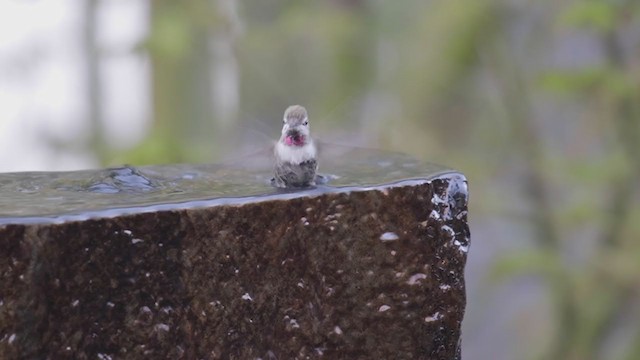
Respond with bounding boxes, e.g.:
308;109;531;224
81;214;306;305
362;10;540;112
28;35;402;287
303;121;309;126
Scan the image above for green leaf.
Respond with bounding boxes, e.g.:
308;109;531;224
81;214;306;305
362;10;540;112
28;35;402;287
561;1;616;31
538;68;607;94
489;249;565;284
538;67;636;98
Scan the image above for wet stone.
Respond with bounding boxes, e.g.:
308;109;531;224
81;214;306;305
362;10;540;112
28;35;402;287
0;148;469;359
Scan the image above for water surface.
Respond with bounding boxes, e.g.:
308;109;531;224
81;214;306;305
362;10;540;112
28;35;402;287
0;147;454;224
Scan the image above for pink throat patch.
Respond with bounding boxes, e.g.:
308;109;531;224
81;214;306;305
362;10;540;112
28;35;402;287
285;134;305;147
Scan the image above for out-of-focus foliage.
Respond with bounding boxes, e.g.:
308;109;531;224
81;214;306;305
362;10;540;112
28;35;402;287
485;0;640;359
82;0;640;359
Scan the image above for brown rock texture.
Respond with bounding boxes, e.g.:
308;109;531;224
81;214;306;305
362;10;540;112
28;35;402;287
0;155;469;359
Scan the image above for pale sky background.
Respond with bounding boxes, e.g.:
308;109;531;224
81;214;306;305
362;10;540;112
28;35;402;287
0;0;149;172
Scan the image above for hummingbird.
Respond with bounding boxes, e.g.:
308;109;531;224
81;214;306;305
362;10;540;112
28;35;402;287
272;105;318;188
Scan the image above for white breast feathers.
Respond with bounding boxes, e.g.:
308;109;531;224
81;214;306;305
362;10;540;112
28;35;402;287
275;140;317;164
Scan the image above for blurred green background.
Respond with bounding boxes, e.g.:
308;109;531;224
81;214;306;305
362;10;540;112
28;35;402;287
1;0;639;359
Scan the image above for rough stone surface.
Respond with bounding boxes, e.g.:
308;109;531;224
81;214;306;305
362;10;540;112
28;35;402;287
0;151;469;360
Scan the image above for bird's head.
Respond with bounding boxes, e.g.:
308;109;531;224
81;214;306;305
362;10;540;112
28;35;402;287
280;105;311;147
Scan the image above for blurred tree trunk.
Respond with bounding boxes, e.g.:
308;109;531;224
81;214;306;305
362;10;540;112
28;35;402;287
147;0;243;163
590;24;640;359
357;1;396;140
149;0;214;162
82;0;107;164
210;0;241;128
207;0;242;157
601;30;640;249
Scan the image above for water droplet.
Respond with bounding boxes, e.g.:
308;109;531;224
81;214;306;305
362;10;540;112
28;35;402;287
379;232;399;241
406;273;427;285
424;312;443;322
